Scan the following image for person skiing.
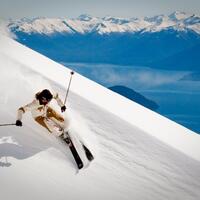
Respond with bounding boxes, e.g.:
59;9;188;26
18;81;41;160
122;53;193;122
16;89;69;138
16;88;94;168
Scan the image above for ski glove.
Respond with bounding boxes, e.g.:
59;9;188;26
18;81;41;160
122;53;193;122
61;106;66;112
16;120;22;126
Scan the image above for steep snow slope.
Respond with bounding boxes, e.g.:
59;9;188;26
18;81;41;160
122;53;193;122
0;35;200;200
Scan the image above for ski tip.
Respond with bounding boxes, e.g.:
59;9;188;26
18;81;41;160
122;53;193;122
78;163;84;170
88;155;94;161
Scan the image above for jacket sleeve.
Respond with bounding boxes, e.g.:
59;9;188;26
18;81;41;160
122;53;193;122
17;100;38;121
53;93;65;108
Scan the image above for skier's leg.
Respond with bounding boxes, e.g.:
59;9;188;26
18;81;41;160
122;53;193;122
46;107;70;131
35;116;63;136
34;116;52;133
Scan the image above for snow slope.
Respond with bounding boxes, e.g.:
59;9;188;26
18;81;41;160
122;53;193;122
0;35;200;200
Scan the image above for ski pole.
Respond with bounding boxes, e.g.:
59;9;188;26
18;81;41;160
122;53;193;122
0;123;16;127
64;71;74;105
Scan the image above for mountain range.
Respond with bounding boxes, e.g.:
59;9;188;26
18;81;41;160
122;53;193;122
8;12;200;35
6;11;200;70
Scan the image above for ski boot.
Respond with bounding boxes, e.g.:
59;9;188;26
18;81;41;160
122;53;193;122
60;131;71;144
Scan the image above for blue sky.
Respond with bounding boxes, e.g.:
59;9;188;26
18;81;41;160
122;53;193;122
0;0;200;19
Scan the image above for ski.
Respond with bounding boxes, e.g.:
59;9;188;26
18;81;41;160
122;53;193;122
60;131;94;169
81;143;94;161
63;136;84;170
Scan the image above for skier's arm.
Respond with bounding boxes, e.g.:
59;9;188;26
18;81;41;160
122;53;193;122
54;93;66;112
17;100;38;121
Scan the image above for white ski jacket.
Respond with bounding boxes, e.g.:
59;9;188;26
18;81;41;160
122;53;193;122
17;93;64;121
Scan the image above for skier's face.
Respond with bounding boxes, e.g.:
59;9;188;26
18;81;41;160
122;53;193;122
41;97;50;105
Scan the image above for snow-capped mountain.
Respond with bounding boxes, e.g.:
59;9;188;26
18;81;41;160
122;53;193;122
7;11;200;35
5;11;200;71
1;33;200;200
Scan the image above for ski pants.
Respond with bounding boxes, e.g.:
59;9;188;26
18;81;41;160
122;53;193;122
34;107;69;135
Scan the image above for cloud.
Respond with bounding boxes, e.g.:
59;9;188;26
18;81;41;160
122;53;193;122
84;65;188;89
0;20;16;38
64;62;199;93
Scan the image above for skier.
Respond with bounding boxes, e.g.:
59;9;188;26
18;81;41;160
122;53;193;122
15;89;69;138
15;88;94;169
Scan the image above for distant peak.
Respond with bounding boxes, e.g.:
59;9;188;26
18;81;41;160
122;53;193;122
168;11;190;21
144;14;166;23
77;14;94;21
172;11;187;15
103;16;130;24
